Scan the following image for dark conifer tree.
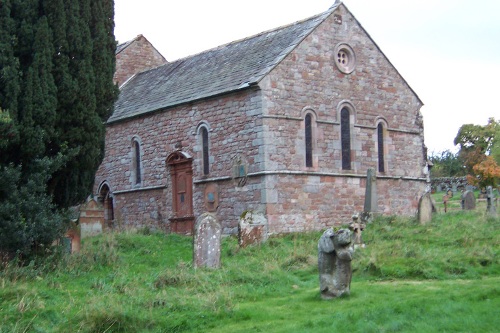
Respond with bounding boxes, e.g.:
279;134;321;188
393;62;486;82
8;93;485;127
0;0;118;257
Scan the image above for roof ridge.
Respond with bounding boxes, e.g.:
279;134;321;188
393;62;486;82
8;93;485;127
169;8;333;63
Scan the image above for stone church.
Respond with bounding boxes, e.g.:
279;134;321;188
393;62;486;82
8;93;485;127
94;2;428;235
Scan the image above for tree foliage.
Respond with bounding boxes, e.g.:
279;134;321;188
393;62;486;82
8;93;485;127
429;150;465;178
454;118;500;187
0;0;118;258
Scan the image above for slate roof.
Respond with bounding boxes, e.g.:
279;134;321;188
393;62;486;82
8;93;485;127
108;5;338;123
116;38;135;54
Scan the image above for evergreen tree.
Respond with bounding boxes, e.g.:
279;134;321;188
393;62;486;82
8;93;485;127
0;0;118;258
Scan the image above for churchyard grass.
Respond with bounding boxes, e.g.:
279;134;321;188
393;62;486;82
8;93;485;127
1;210;499;332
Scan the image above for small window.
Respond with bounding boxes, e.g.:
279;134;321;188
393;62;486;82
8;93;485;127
377;123;385;173
305;114;313;167
133;140;141;184
341;108;351;170
334;43;356;74
200;126;209;175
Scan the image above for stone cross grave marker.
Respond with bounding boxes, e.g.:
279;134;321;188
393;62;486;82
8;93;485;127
486;186;497;218
193;213;221;269
362;168;377;223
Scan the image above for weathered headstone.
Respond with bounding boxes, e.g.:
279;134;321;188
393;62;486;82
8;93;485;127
452;183;458;194
418;192;433;224
362;168;377;223
436;184;443;193
238;211;268;247
461;190;476;210
193;213;221;269
486;186;497;218
318;228;353;299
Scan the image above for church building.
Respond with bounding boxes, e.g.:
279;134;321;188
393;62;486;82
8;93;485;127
94;2;428;234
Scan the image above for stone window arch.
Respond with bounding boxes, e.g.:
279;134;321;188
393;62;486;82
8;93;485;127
131;137;142;185
376;118;388;173
301;107;318;168
197;123;211;175
337;101;356;171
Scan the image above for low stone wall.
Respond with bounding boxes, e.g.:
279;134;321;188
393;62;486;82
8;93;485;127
431;177;469;193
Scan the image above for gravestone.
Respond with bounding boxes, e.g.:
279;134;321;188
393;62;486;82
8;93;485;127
362;168;377;223
436;184;442;193
318;228;353;299
418;192;433;224
238;211;268;247
461;190;476;210
452;183;458;194
486;186;497;218
193;213;221;269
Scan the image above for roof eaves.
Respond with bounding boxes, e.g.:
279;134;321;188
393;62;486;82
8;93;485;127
107;84;260;125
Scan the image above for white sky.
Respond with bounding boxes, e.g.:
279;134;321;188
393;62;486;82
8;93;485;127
114;0;500;155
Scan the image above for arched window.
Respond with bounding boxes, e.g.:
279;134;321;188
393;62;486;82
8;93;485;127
305;114;313;167
377;123;385;172
132;139;142;184
340;107;351;170
200;126;210;175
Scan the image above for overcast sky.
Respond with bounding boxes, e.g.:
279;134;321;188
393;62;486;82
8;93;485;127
114;0;500;154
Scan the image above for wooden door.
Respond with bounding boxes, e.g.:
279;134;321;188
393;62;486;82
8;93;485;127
167;151;194;234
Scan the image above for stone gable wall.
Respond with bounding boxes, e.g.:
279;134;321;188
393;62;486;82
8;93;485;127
259;5;426;231
114;35;167;87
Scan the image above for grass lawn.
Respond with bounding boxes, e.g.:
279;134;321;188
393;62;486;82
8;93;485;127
1;209;499;332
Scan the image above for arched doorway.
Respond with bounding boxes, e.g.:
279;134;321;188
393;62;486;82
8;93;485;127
98;183;114;228
166;151;194;234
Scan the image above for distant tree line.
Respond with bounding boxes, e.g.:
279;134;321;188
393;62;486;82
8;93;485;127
0;0;118;258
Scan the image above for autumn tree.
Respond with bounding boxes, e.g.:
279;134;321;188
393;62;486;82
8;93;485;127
454;118;500;188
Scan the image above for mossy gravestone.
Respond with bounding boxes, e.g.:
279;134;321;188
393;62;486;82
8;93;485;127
318;228;353;299
418;192;433;224
193;213;221;269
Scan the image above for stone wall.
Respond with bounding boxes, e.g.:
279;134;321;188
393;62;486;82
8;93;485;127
431;177;469;192
260;5;426;232
94;89;265;232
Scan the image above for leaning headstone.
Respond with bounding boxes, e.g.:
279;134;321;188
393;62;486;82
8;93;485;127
193;213;221;269
486;186;497;218
318;228;353;299
238;211;268;247
361;168;377;223
461;190;476;210
418;192;433;224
